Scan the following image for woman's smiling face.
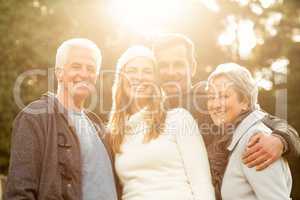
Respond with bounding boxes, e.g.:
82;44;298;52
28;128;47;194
122;57;156;103
207;75;249;126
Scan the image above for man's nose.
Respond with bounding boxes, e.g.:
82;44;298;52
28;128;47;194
212;98;223;110
79;66;90;78
165;64;176;76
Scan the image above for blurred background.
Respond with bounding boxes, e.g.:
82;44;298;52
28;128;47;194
0;0;299;198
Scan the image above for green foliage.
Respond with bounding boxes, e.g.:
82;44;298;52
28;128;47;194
0;1;299;197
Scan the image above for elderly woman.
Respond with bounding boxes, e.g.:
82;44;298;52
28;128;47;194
206;63;292;200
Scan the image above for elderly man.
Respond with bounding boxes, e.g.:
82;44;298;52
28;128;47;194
5;38;118;200
152;33;300;200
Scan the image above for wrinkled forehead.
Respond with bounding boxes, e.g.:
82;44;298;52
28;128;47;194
207;76;236;94
66;46;98;65
155;44;188;61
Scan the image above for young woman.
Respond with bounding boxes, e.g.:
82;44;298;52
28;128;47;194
206;63;292;200
108;45;215;200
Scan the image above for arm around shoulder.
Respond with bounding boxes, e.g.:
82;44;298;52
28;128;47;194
262;114;300;159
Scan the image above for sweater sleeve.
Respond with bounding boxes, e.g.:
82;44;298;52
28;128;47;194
240;126;292;200
174;108;216;200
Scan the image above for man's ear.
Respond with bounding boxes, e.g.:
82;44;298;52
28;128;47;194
55;68;63;83
191;59;197;77
242;97;251;111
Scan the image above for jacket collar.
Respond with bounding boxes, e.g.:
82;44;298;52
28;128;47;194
227;110;266;151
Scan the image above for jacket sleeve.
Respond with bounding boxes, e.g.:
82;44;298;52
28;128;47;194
5;112;42;200
175;108;216;200
242;158;292;200
241;127;292;200
262;114;300;160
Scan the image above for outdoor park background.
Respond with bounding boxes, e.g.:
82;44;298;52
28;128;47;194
0;0;299;198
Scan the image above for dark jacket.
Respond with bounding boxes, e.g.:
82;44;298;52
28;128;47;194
5;93;119;200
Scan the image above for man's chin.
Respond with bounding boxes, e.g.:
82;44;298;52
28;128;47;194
72;88;91;99
162;87;182;97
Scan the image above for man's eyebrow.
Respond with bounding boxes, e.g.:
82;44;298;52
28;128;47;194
69;62;82;66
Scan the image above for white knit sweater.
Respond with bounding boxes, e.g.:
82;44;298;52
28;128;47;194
115;108;215;200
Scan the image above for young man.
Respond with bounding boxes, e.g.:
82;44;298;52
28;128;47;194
152;33;300;200
5;38;118;200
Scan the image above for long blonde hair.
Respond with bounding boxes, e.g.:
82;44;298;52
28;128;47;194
108;46;166;154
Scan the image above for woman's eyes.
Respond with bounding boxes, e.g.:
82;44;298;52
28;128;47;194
207;94;229;100
125;68;153;74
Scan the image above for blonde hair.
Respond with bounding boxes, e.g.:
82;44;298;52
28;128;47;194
108;46;166;154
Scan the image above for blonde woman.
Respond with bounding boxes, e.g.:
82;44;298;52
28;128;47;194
108;45;215;200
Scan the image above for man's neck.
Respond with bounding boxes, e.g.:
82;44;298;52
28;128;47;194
56;89;84;112
163;89;191;110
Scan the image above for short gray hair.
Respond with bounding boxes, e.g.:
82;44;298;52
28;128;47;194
207;63;259;110
55;38;102;74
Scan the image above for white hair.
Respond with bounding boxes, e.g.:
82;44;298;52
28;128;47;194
55;38;102;74
207;62;259;110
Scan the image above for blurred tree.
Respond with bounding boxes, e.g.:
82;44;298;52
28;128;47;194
0;0;299;197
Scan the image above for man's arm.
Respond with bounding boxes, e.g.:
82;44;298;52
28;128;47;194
5;113;42;200
262;114;300;159
242;113;300;171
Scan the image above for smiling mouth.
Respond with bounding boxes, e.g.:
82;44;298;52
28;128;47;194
212;111;226;116
74;81;91;86
132;85;148;91
162;78;184;84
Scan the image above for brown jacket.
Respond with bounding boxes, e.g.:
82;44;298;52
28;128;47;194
5;93;119;200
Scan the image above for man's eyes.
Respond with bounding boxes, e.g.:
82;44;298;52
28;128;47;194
125;69;136;74
207;94;229;100
69;65;96;73
173;61;186;68
87;66;96;72
71;65;81;69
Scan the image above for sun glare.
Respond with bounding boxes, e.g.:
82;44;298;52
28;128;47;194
218;16;257;59
199;0;219;12
109;0;220;35
109;0;184;35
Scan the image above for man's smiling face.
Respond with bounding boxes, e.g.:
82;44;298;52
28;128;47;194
155;44;192;97
58;47;98;99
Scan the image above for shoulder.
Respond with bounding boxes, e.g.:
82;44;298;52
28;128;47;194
23;98;49;114
14;97;49;123
239;121;273;146
167;107;195;121
166;108;199;133
85;110;104;126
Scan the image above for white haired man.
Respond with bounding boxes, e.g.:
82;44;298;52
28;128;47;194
5;38;118;200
